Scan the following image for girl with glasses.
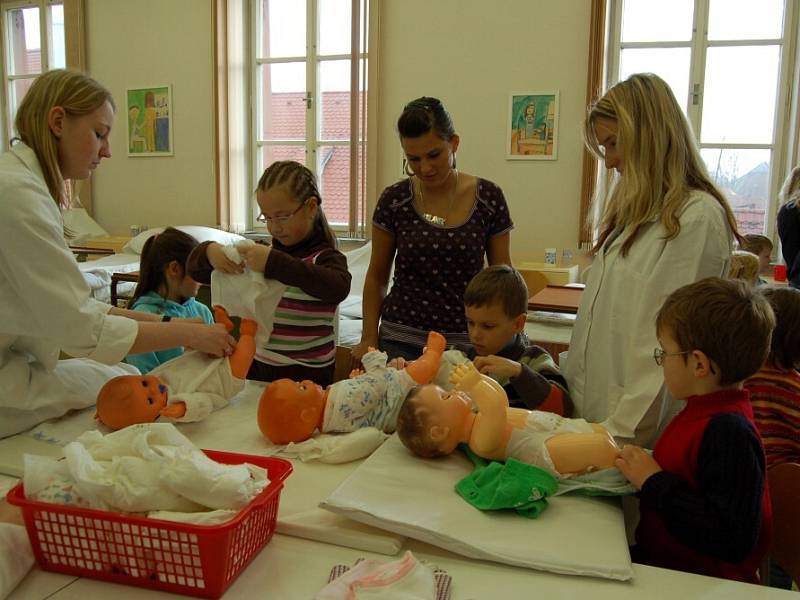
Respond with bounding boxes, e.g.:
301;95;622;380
188;160;351;386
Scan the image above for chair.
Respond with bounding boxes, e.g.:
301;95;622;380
519;269;549;298
763;462;800;588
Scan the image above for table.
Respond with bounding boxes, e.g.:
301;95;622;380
528;285;584;314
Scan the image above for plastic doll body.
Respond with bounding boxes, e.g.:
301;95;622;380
258;331;446;444
399;362;621;476
96;309;257;430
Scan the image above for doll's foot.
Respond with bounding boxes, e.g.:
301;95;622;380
425;331;446;354
213;305;235;332
239;319;258;337
450;362;482;391
160;402;186;419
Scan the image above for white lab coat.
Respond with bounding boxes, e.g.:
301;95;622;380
563;191;733;447
0;143;138;438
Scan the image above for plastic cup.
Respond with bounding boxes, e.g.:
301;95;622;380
774;264;787;282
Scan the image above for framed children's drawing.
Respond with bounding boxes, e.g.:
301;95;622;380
506;92;559;160
126;85;173;156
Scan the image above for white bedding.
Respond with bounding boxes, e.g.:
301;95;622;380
321;434;634;580
77;252;140;303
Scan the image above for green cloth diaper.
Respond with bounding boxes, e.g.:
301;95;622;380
454;445;559;519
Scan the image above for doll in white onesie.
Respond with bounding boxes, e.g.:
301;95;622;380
258;331;446;444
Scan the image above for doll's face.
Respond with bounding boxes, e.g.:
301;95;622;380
257;379;325;444
412;384;473;453
96;375;168;430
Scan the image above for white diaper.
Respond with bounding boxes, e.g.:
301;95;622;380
505;411;595;476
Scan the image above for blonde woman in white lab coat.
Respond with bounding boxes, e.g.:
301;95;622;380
563;73;738;447
0;70;235;438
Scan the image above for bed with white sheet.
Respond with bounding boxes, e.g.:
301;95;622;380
77;252;140;304
338;242;376;347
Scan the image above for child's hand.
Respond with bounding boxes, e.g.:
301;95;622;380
450;362;482;391
387;357;408;369
348;368;365;378
473;355;522;379
208;242;244;274
239;244;271;274
614;445;662;490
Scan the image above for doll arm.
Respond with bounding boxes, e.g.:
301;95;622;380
451;363;509;459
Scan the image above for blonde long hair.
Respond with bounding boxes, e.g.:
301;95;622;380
584;73;739;256
779;166;800;208
14;69;115;208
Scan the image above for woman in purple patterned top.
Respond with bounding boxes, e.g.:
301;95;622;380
352;97;513;362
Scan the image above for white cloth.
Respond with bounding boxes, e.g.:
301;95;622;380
563;191;733;447
324;350;417;433
211;241;287;352
150;349;245;422
23;423;268;513
0;144;139;439
278;428;389;464
315;551;436;600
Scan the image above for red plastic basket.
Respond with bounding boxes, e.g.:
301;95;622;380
7;449;292;599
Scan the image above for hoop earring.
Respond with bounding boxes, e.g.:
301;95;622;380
451;153;457;170
404;160;414;177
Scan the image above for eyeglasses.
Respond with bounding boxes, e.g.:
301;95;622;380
256;200;307;227
653;347;691;366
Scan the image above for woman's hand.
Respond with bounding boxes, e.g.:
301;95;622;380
614;445;662;490
187;322;237;357
207;242;244;274
238;244;271;274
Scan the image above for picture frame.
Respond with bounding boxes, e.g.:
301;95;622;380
506;91;559;160
126;85;173;156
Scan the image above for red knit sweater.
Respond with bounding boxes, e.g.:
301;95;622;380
635;388;771;583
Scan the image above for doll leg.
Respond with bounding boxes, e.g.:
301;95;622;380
229;319;257;379
213;305;235;332
544;432;621;476
405;331;446;384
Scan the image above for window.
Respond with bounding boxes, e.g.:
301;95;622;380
252;0;369;237
1;0;65;145
607;0;797;237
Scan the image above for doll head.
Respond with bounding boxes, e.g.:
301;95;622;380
95;375;168;430
396;384;473;458
257;379;326;444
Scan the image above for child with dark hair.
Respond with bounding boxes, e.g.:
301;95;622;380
459;265;571;415
746;285;800;467
745;285;800;589
127;227;214;373
188;160;351;386
615;277;774;583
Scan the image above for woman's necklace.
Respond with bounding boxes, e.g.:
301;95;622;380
418;170;458;226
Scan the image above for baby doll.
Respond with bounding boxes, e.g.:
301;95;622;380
396;362;620;478
96;307;257;429
258;331;446;444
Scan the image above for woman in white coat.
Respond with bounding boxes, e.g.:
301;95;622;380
0;70;235;438
562;73;738;447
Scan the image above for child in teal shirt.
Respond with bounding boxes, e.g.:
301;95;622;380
127;227;213;373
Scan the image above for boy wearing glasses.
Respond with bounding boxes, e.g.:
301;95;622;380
615;277;774;583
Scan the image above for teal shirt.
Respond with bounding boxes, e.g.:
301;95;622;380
126;291;214;373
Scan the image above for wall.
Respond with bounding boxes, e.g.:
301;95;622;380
84;0;589;259
375;0;591;262
86;0;216;235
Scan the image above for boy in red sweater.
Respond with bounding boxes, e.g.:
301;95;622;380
615;277;774;583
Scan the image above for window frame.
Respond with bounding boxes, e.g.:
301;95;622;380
249;0;370;239
0;0;65;145
605;0;799;244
